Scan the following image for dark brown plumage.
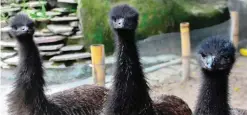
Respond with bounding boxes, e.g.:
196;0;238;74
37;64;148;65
104;4;192;115
153;95;192;115
7;13;108;115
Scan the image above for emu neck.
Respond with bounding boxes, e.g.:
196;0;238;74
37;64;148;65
14;35;46;106
109;29;155;114
114;30;147;91
195;69;230;115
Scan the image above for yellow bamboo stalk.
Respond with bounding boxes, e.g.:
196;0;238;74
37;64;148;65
180;22;191;82
230;11;239;48
90;44;105;86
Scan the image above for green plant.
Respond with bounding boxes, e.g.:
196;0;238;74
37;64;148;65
80;0;113;54
21;0;49;19
40;0;47;17
21;0;28;9
0;14;9;21
79;0;229;54
130;0;180;38
67;5;77;13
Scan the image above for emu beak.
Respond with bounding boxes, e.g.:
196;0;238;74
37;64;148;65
204;56;215;70
113;18;125;29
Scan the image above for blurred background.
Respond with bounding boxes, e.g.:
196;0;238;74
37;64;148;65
0;0;247;114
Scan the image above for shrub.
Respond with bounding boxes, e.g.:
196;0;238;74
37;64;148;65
79;0;113;54
79;0;229;54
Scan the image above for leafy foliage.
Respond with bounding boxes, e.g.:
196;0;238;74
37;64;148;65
80;0;113;54
79;0;229;54
22;0;49;19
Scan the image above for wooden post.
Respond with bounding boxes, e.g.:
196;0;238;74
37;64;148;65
230;11;239;48
90;44;105;86
180;22;191;81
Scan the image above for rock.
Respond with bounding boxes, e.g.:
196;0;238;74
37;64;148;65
3;55;18;65
60;45;83;52
46;11;62;17
34;31;54;37
38;44;64;51
47;0;57;9
76;31;83;35
1;27;11;40
10;3;21;7
69;21;79;27
1;0;9;4
34;35;66;44
67;35;82;45
1;32;11;40
49;52;91;61
60;32;73;36
13;47;18;51
0;41;16;48
50;16;78;22
0;7;21;13
1;51;17;59
58;0;77;4
69;13;77;16
52;8;69;13
0;60;12;69
41;28;51;33
47;24;73;34
43;61;66;68
0;20;8;27
78;24;82;31
69;35;83;40
34;18;50;22
15;0;27;3
40;51;62;56
1;26;11;33
26;1;47;8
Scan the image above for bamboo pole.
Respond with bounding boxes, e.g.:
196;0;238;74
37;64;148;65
180;22;191;82
230;11;239;48
90;44;105;86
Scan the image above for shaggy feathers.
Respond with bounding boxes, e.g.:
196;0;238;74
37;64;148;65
195;36;247;115
104;4;192;115
8;13;108;115
10;13;34;28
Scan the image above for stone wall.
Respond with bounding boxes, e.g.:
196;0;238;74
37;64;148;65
0;0;91;69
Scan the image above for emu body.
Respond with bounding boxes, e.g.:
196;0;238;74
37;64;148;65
104;4;192;115
7;13;108;115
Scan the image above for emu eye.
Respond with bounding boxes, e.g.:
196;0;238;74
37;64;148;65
201;53;206;58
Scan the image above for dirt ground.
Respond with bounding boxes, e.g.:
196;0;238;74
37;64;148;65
147;56;247;111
